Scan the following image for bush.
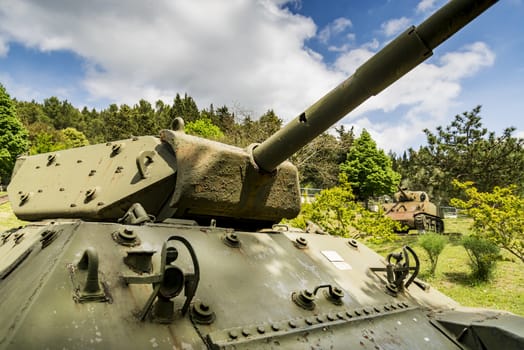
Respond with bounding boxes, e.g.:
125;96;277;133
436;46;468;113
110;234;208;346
287;174;401;243
451;181;524;263
184;117;224;140
462;235;500;281
418;233;448;276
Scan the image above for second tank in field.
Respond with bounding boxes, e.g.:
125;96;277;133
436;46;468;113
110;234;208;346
382;187;444;233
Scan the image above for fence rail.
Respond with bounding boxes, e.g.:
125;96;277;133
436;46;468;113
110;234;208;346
300;188;322;203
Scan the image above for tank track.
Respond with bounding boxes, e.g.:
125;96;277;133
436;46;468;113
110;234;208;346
414;213;444;233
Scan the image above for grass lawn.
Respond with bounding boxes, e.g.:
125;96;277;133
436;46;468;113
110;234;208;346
0;192;26;232
367;217;523;316
0;202;26;232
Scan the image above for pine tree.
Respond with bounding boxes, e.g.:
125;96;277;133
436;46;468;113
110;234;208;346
339;129;400;207
407;106;524;203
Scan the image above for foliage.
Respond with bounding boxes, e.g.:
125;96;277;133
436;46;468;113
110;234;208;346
132;99;157;135
80;107;105;143
334;125;356;164
255;109;282;141
235;109;283;145
288;174;400;243
14;100;50;125
0;84;29;184
202;104;237;137
184;117;224;140
292;133;342;188
172;93;200;123
397;106;524;204
340;129;400;206
61;127;90;148
292;126;354;189
0;202;27;232
462;235;500;281
418;233;448;276
451;180;523;263
28;122;64;154
43;97;84;130
27;123;89;154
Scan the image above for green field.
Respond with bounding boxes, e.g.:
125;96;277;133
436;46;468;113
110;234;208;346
367;218;524;316
0;198;522;315
0;193;26;232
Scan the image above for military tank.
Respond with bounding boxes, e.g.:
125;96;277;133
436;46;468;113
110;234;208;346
383;187;445;233
1;0;523;349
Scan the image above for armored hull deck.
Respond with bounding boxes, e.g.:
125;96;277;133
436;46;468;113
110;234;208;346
2;219;521;349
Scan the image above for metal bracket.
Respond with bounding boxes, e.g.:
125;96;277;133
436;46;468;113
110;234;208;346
118;203;153;225
136;150;155;179
123;235;200;322
72;247;110;303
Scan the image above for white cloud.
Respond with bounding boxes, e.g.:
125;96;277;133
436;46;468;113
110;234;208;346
333;38;378;73
416;0;438;14
346;33;356;41
0;0;496;154
381;17;411;37
0;0;345;119
318;17;352;44
327;33;357;53
439;42;495;79
332;18;352;33
334;46;374;74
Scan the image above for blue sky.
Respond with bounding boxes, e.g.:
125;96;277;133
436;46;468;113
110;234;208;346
0;0;522;152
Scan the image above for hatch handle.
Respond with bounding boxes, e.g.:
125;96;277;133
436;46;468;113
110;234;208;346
136;150;155;179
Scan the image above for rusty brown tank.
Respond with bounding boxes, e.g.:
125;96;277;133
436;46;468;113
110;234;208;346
383;187;444;233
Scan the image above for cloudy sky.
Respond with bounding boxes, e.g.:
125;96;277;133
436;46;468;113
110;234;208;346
0;0;522;153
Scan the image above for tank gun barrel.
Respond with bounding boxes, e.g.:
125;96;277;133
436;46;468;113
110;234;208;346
397;185;409;201
252;0;497;172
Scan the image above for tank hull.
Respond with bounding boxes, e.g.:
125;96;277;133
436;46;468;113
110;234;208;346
383;190;445;233
3;220;521;349
386;210;445;233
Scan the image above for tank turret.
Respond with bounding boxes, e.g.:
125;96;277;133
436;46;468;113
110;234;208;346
8;123;302;229
384;187;444;233
3;1;523;349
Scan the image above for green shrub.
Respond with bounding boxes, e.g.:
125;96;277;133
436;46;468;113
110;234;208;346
418;233;448;276
462;235;500;281
287;175;400;243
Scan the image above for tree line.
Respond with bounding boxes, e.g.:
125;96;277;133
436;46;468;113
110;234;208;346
0;84;355;187
1;83;523;206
